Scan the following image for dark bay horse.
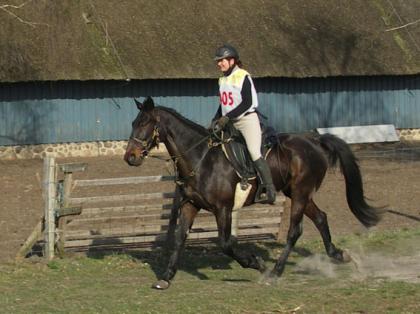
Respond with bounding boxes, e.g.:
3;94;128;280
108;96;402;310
124;97;381;289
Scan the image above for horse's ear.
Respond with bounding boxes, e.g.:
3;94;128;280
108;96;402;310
134;98;143;111
143;96;155;111
134;97;154;111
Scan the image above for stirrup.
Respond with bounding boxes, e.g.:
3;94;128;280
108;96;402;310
255;184;276;204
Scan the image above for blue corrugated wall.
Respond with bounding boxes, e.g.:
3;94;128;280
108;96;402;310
0;75;419;145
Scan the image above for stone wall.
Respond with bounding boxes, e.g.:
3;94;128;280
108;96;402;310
0;141;167;160
0;128;419;160
398;128;420;142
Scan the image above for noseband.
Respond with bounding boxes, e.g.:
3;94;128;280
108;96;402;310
129;121;160;157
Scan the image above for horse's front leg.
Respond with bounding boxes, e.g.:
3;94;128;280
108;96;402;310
152;201;199;290
215;207;266;272
165;184;182;251
270;196;305;278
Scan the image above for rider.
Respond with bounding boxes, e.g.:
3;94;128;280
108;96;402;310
211;44;276;204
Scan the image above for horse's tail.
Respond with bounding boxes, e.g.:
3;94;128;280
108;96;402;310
319;133;382;228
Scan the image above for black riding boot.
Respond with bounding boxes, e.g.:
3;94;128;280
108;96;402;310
253;157;276;204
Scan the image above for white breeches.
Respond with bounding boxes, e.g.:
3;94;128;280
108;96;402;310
233;112;262;161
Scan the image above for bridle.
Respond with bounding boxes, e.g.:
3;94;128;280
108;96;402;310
128;113;223;179
129;118;161;158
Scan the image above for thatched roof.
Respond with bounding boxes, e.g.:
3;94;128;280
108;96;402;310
0;0;419;82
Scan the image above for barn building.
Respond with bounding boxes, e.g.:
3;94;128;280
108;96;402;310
0;0;419;159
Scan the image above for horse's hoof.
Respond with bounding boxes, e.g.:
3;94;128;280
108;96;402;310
341;250;352;263
259;269;279;285
152;280;170;290
330;249;352;264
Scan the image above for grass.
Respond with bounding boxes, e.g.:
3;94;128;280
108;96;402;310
1;227;419;313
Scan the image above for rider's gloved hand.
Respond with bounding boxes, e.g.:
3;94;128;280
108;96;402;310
209;116;229;133
216;116;229;130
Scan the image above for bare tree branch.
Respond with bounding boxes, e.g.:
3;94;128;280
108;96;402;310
0;0;48;27
385;19;420;32
385;0;419;51
0;0;30;9
89;0;130;81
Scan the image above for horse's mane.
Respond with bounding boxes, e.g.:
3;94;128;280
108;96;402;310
156;106;209;136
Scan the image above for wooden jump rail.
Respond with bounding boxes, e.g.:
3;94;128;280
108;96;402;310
17;157;284;260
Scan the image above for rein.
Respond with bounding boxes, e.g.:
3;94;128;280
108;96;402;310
160;134;213;179
181;134;214;177
130;118;215;179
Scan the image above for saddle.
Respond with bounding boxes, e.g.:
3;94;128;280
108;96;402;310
216;121;277;181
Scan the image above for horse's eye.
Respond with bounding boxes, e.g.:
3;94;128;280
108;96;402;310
132;117;148;128
139;118;147;126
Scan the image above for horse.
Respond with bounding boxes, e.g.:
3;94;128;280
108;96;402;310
124;97;382;289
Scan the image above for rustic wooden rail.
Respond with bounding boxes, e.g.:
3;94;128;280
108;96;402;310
17;157;284;259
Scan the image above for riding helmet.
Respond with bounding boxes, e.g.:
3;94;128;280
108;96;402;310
214;44;239;61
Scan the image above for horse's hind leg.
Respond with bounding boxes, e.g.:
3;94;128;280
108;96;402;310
153;202;199;290
215;208;265;272
304;200;350;263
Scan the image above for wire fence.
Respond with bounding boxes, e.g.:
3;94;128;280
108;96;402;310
354;143;420;161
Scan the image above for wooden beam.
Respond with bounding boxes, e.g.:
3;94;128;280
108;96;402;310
74;175;175;187
16;219;44;260
64;226;280;248
68;192;176;205
58;163;88;173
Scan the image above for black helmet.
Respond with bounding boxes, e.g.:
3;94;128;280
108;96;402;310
214;44;239;61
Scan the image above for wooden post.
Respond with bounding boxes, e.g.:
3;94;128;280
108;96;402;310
43;157;57;260
56;171;73;257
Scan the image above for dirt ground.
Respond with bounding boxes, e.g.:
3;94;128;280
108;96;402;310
1;143;419;263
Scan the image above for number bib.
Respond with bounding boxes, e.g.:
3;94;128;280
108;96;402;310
219;67;258;118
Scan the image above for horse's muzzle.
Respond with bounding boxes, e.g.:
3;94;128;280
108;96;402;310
124;150;145;167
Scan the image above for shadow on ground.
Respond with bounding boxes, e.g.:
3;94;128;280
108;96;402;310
84;240;314;281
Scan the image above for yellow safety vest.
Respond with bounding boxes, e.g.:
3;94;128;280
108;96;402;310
218;66;258;118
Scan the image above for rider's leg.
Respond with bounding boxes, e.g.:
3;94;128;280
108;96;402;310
253;157;276;204
233;113;276;204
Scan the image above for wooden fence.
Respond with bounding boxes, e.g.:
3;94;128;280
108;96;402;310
18;157;285;260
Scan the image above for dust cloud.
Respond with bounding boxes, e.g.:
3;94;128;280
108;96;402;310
294;238;420;283
347;245;420;283
294;254;337;278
